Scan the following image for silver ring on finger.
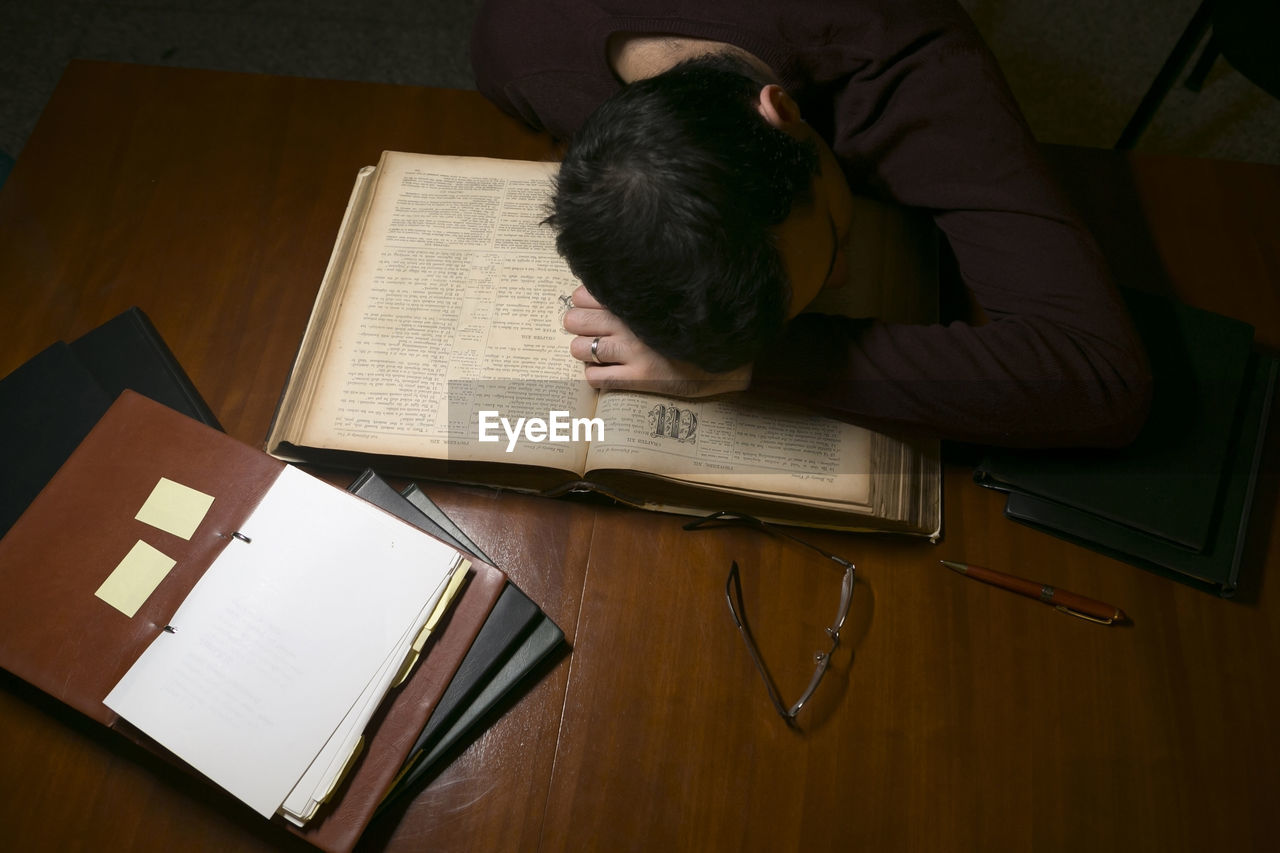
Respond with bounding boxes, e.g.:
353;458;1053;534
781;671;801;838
590;336;604;365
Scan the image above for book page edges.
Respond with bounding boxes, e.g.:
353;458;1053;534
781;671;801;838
545;474;941;538
390;560;471;688
260;442;940;537
266;164;379;456
286;552;469;824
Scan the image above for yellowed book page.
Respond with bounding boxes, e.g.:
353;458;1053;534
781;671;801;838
584;391;873;508
576;195;940;519
637;431;940;518
297;152;595;472
268;165;378;455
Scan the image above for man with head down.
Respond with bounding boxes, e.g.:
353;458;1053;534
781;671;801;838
471;0;1151;448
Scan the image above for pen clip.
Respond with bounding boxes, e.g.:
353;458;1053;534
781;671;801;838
1055;604;1115;625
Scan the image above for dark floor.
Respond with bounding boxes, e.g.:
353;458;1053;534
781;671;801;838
1;0;1277;166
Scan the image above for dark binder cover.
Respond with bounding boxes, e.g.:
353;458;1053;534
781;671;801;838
999;354;1276;596
348;471;493;564
408;616;565;780
401;483;495;564
390;486;564;804
0;343;114;536
0;307;221;537
406;584;542;756
0;393;506;853
345;474;564;809
975;291;1277;595
975;290;1255;552
70;307;223;429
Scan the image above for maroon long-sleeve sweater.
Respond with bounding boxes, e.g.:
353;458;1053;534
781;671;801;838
471;0;1151;447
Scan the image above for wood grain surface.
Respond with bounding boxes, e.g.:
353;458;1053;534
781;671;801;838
1;61;1277;853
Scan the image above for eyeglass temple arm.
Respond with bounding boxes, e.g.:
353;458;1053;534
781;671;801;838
725;562;795;719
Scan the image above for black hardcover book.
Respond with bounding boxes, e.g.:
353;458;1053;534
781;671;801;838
0;307;220;537
344;473;564;808
975;291;1277;595
410;616;564;776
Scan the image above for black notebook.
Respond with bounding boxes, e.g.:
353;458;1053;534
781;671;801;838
975;291;1277;596
0;307;221;537
344;473;564;809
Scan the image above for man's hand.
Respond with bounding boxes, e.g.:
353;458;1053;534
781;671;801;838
563;285;753;397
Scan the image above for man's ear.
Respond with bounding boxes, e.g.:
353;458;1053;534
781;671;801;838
755;84;803;129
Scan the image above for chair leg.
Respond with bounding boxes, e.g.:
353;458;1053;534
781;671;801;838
1115;0;1217;149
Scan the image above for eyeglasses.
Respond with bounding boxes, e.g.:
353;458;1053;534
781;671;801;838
683;511;856;723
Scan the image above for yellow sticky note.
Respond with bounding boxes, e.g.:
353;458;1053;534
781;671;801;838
135;477;215;540
96;540;177;617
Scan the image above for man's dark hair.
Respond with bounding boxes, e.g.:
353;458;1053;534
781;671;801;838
547;54;819;373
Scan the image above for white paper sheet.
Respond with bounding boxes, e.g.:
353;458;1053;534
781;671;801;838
279;561;459;822
104;465;459;818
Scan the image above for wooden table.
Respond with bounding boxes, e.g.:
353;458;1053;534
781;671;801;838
1;61;1278;853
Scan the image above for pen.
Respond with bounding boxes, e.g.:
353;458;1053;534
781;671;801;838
940;560;1125;625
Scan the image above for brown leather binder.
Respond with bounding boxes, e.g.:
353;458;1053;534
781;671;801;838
0;391;505;852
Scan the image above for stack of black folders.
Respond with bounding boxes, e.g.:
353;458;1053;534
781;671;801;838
346;471;566;814
0;307;223;538
0;309;563;851
975;289;1278;597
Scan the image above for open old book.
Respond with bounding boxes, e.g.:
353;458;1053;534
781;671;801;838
267;152;941;535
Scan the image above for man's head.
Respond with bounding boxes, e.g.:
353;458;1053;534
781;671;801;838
547;54;850;373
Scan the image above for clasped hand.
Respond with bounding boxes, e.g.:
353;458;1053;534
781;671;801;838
563;285;752;397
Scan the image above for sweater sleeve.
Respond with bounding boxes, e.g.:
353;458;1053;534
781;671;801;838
753;4;1151;447
471;0;619;139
